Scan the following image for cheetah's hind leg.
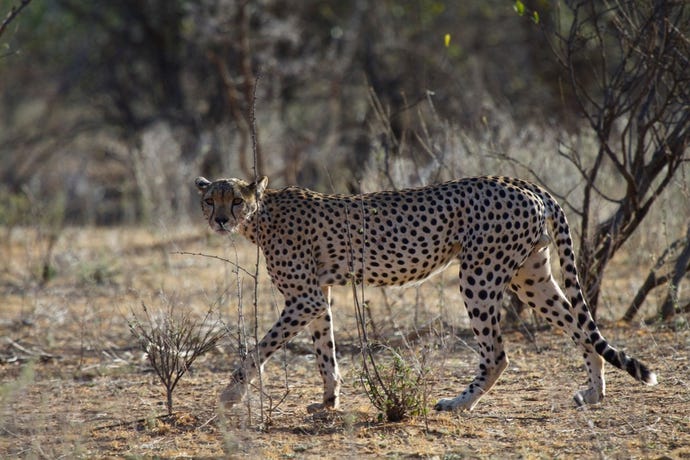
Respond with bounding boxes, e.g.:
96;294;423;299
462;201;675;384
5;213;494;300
434;286;509;412
509;246;606;405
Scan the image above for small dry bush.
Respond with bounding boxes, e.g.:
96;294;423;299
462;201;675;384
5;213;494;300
128;302;227;416
358;345;430;423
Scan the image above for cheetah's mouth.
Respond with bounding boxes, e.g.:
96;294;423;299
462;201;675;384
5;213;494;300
213;223;237;234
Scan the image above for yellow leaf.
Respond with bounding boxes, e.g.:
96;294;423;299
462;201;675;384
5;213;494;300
444;33;451;48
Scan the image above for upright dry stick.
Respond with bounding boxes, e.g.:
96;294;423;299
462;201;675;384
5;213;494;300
248;69;265;425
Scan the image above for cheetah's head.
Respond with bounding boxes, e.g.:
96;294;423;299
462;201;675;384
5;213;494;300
194;176;268;233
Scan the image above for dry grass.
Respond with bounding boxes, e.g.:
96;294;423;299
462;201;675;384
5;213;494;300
1;227;688;458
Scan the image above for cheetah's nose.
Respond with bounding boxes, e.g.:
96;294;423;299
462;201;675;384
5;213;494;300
215;216;229;227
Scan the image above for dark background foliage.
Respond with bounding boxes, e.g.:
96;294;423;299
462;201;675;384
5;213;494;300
1;0;577;223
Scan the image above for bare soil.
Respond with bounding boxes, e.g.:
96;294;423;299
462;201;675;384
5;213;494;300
1;227;688;459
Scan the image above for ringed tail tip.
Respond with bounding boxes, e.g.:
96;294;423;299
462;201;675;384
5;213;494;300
646;371;658;386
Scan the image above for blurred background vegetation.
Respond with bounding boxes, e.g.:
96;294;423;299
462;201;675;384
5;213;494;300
1;0;580;225
1;0;688;318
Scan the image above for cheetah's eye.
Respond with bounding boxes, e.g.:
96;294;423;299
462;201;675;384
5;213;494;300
232;198;243;206
204;198;214;206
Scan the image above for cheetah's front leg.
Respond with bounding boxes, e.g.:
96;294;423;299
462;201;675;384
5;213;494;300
305;286;341;412
219;358;259;408
220;292;330;411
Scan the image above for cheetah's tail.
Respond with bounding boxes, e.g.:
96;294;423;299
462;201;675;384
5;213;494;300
544;192;657;387
591;333;658;385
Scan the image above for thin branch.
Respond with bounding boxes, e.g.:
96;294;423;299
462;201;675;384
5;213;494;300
623;228;690;322
248;68;265;424
0;0;32;39
171;251;256;278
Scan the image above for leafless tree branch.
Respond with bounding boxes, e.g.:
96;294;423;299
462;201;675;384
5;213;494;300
533;0;690;317
0;0;31;40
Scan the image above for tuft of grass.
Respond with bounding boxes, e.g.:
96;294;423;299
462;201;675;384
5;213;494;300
358;346;429;423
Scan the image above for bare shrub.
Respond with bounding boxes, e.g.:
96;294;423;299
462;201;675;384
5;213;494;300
128;302;227;416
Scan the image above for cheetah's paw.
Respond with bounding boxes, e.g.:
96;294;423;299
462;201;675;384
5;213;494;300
434;397;473;412
220;383;247;409
573;388;603;407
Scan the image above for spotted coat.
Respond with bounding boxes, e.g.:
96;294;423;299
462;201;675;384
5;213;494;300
195;175;657;412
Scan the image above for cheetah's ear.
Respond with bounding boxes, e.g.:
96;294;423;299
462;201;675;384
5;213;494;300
252;176;269;199
195;177;211;193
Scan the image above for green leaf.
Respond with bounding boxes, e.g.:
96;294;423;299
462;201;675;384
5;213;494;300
532;10;540;24
514;0;525;16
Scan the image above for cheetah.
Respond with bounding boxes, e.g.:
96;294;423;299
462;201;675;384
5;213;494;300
195;175;657;413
